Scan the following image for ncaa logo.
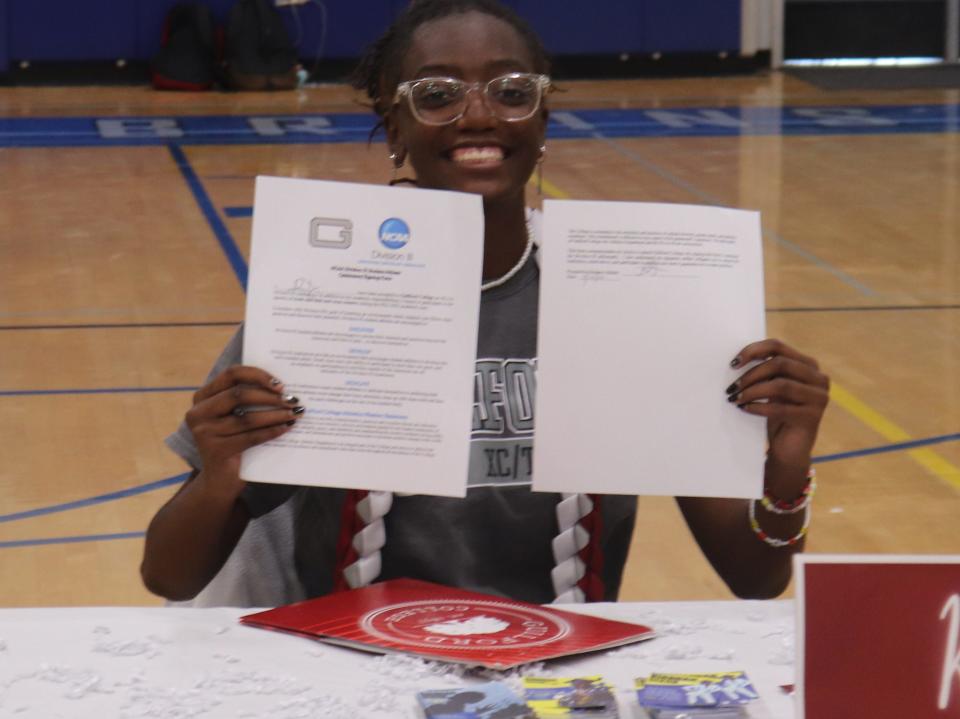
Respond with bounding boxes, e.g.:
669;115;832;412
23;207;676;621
379;218;410;250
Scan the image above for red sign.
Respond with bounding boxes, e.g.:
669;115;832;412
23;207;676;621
241;578;654;669
796;555;960;719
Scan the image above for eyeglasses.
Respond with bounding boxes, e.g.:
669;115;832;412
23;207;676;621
392;73;551;126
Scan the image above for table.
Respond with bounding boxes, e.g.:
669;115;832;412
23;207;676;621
0;601;796;718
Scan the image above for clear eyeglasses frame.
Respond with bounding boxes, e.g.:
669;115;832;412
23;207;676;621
391;72;552;126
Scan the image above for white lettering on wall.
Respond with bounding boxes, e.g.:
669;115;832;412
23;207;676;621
940;593;960;710
791;108;897;127
96;119;183;138
644;109;746;129
249;117;334;136
551;111;595;131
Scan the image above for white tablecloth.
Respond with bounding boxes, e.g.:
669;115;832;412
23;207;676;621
0;601;797;718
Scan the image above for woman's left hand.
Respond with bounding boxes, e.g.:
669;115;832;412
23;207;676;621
728;339;830;472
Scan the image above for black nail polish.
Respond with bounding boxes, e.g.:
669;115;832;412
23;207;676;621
270;377;282;386
283;394;299;404
730;357;741;368
292;406;305;415
725;382;738;395
727;393;740;403
286;419;296;426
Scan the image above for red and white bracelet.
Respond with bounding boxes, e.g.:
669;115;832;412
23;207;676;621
749;468;816;547
759;468;817;515
749;500;811;547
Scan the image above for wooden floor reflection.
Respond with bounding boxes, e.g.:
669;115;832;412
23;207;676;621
1;74;959;606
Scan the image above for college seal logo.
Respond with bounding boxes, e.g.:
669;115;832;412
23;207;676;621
359;599;571;650
378;217;411;250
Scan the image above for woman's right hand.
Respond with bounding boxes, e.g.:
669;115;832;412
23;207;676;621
185;366;302;486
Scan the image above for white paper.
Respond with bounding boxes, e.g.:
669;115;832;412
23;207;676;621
241;177;483;497
533;200;766;498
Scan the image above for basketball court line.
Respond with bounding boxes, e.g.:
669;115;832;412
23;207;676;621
4;101;958;555
2;298;956;335
0;305;240;322
0;532;145;549
829;385;960;491
2;422;959;549
816;432;960;463
168;144;248;288
767;305;960;313
0;474;188;524
0;387;196;397
0;321;240;331
3;104;960;147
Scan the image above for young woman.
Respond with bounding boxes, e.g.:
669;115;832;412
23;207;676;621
141;0;829;606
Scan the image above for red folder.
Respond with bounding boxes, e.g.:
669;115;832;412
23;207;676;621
241;578;655;669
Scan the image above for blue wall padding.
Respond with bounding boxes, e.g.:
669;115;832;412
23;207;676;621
516;0;644;55
9;0;140;61
644;0;741;53
0;0;7;72
2;0;741;66
272;1;398;61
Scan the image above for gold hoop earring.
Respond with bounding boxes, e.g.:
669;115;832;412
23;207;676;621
389;151;404;183
388;151;417;187
537;144;546;195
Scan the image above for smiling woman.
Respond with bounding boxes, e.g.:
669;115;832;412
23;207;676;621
356;0;552;283
139;0;830;608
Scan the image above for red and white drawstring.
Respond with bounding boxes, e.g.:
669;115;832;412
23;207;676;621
334;489;603;603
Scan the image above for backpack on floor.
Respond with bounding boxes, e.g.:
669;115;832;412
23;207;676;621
151;3;219;91
223;0;299;91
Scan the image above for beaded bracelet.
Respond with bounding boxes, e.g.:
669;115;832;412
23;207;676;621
748;499;811;548
760;468;817;515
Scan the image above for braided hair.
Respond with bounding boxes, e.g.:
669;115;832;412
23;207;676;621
350;0;551;121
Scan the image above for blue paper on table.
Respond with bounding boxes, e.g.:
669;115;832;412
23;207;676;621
635;672;759;709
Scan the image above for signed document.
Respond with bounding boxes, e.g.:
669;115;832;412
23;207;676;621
241;177;483;497
533;200;766;498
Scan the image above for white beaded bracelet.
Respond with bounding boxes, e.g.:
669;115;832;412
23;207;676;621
748;499;811;548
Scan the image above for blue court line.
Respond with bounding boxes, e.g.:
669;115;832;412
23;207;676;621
0;321;240;331
0;305;956;332
0;386;197;397
0;532;145;549
0;473;189;524
1;429;958;545
768;304;960;313
1;433;958;549
224;206;253;218
814;432;960;463
168;144;248;290
2;105;960;147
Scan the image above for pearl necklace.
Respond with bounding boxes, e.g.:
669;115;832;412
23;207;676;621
480;225;535;292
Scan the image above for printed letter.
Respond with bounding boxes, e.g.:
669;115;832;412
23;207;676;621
96;119;183;139
249;117;334;137
791;108;897;127
940;593;960;710
645;109;746;129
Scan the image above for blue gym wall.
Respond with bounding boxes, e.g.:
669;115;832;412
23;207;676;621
0;0;741;71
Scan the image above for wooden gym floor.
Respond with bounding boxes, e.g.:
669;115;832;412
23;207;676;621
1;72;959;607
